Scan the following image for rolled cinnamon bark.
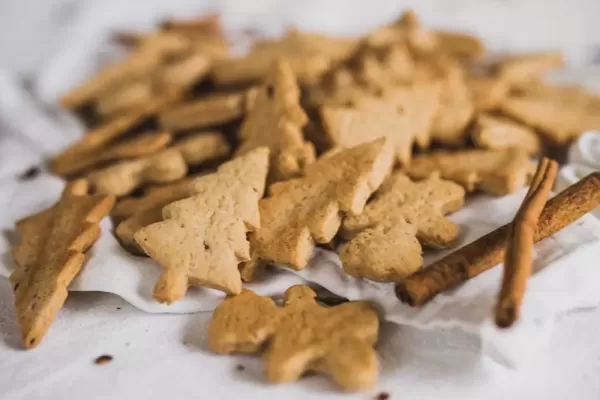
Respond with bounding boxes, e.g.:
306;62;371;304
495;158;557;328
396;171;600;306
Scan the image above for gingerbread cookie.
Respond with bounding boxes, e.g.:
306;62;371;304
96;80;154;118
134;147;270;303
212;53;330;87
115;207;164;255
468;76;509;111
93;51;211;119
53;92;182;169
51;131;173;177
54;52;211;165
340;173;465;282
160;13;222;36
208;285;380;391
429;31;485;59
240;138;394;281
500;95;600;145
380;80;442;149
320;97;414;166
156;12;230;60
157;52;212;90
431;75;475;146
252;29;357;64
111;175;204;222
407;148;535;196
211;29;355;86
87;132;229;196
114;174;211;254
473;114;541;155
309;37;415;107
93;51;210;118
511;82;588;103
411;48;464;82
159;89;255;132
10;180;115;348
351;43;415;92
366;10;419;47
59;32;191;109
235;59;315;182
494;52;564;83
305;68;370;108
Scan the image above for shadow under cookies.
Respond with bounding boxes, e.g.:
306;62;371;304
377;321;487;383
2;228;19;248
181;312;271;386
0;277;23;350
182;310;213;352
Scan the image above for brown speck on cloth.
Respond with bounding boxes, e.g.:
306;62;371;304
18;166;41;181
94;355;113;365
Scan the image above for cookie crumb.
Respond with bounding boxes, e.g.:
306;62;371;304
235;364;245;371
375;392;390;400
18;166;41;181
95;355;113;365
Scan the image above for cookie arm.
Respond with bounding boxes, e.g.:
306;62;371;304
414;210;460;248
322;338;379;391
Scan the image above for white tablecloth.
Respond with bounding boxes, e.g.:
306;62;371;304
3;279;600;400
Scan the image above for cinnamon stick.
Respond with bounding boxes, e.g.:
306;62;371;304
495;158;557;328
396;171;600;306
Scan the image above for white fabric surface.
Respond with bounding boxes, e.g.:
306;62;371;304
3;1;600;399
0;70;84;183
557;131;600;219
2;283;600;400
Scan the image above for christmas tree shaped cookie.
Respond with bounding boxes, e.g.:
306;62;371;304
236;59;315;182
11;180;115;348
241;138;394;280
134;147;269;304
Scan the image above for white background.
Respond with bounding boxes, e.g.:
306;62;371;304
2;1;600;399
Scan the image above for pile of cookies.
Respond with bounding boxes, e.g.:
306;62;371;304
9;11;600;391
